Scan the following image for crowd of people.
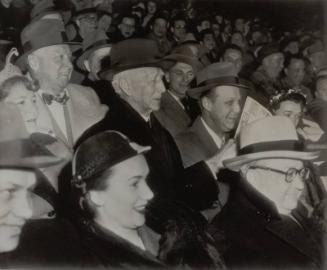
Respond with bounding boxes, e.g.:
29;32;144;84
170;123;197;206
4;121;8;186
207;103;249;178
0;0;326;269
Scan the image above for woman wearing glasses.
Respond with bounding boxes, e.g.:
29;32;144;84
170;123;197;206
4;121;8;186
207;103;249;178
208;116;324;269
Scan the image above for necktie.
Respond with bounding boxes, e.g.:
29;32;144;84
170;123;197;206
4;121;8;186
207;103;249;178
181;97;191;114
42;91;70;105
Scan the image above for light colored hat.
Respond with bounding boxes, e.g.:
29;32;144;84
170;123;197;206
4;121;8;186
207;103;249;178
224;116;320;171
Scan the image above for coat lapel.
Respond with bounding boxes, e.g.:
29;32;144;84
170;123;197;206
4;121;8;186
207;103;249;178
162;92;191;125
265;215;320;264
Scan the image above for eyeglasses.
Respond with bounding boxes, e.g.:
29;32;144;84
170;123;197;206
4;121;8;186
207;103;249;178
248;165;311;183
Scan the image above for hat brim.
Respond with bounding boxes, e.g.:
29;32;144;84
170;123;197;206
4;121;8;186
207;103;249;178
0;155;63;169
75;43;112;72
16;41;81;72
188;80;250;99
99;59;176;81
223;150;320;171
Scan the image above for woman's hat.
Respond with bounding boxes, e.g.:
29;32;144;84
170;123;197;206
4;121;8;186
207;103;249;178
187;62;249;99
223;116;320;171
73;131;151;181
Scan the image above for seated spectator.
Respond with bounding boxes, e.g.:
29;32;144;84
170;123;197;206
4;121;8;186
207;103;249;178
169;15;188;47
111;12;137;42
251;43;284;105
209;116;323;269
220;43;244;74
198;29;218;64
154;49;202;137
141;0;157;29
146;13;172;55
71;131;225;269
281;54;313;101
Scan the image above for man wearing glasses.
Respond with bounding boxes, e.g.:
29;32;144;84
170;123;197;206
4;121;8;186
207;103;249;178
208;116;324;269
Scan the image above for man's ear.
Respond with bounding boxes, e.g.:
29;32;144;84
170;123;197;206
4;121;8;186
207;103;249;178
84;59;91;72
89;190;105;207
201;96;212;111
112;76;131;96
27;53;39;71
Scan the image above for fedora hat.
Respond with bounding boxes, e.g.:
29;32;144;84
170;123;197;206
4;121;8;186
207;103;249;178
187;62;249;99
223;116;320;171
16;19;80;71
99;38;176;81
75;30;112;72
0;102;63;168
163;46;204;73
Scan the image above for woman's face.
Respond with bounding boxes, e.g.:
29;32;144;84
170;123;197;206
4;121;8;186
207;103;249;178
274;100;303;127
3;83;38;132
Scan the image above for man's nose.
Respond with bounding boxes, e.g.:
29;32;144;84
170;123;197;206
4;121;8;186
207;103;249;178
13;191;33;220
293;173;305;191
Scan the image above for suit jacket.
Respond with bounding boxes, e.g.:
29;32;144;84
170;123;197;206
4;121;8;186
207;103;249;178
154;91;192;137
175;117;231;211
209;174;322;269
35;83;108;150
77;94;219;211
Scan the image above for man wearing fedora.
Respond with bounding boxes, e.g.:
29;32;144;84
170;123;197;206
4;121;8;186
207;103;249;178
208;116;323;269
78;38;224;212
18;18;108;150
75;29;114;105
154;47;203;137
175;62;248;219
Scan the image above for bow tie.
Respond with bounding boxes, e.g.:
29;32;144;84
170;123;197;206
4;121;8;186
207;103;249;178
42;91;69;105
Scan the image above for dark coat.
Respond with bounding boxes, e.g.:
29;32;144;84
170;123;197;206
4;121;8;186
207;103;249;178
209;174;323;269
77;94;218;211
79;222;164;269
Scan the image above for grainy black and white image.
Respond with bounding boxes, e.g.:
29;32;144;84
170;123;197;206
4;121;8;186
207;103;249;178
0;0;326;269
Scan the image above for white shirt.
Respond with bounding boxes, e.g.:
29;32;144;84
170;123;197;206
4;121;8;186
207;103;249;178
38;89;69;139
200;117;225;149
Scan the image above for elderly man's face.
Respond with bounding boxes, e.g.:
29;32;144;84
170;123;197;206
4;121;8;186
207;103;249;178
223;48;243;74
285;58;305;87
119;17;136;38
30;45;73;94
0;169;36;252
245;159;306;215
92;155;153;230
204;85;241;134
166;62;194;98
119;67;166;115
262;53;284;80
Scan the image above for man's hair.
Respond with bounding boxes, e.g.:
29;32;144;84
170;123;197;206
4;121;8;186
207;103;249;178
220;43;243;59
283;53;306;69
118;12;138;25
198;29;214;41
0;75;39;101
270;91;306;111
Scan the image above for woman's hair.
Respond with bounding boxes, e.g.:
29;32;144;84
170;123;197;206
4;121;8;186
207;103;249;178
71;167;113;221
0;75;39;101
269;89;307;111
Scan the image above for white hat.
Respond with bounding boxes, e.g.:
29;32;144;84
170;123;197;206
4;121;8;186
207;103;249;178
224;116;320;171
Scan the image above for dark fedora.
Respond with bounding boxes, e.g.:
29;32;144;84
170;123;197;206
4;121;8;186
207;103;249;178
75;30;112;72
163;46;204;73
99;38;176;80
16;19;80;70
0;102;63;169
188;62;249;99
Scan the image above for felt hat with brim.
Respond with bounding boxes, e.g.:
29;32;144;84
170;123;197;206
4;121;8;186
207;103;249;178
15;19;80;71
223;116;320;171
30;0;58;22
163;46;204;73
99;38;176;81
0;102;62;169
188;62;249;99
75;30;112;72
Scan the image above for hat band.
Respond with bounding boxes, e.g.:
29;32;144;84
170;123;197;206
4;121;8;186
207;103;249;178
23;32;69;52
198;76;241;87
239;140;304;155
